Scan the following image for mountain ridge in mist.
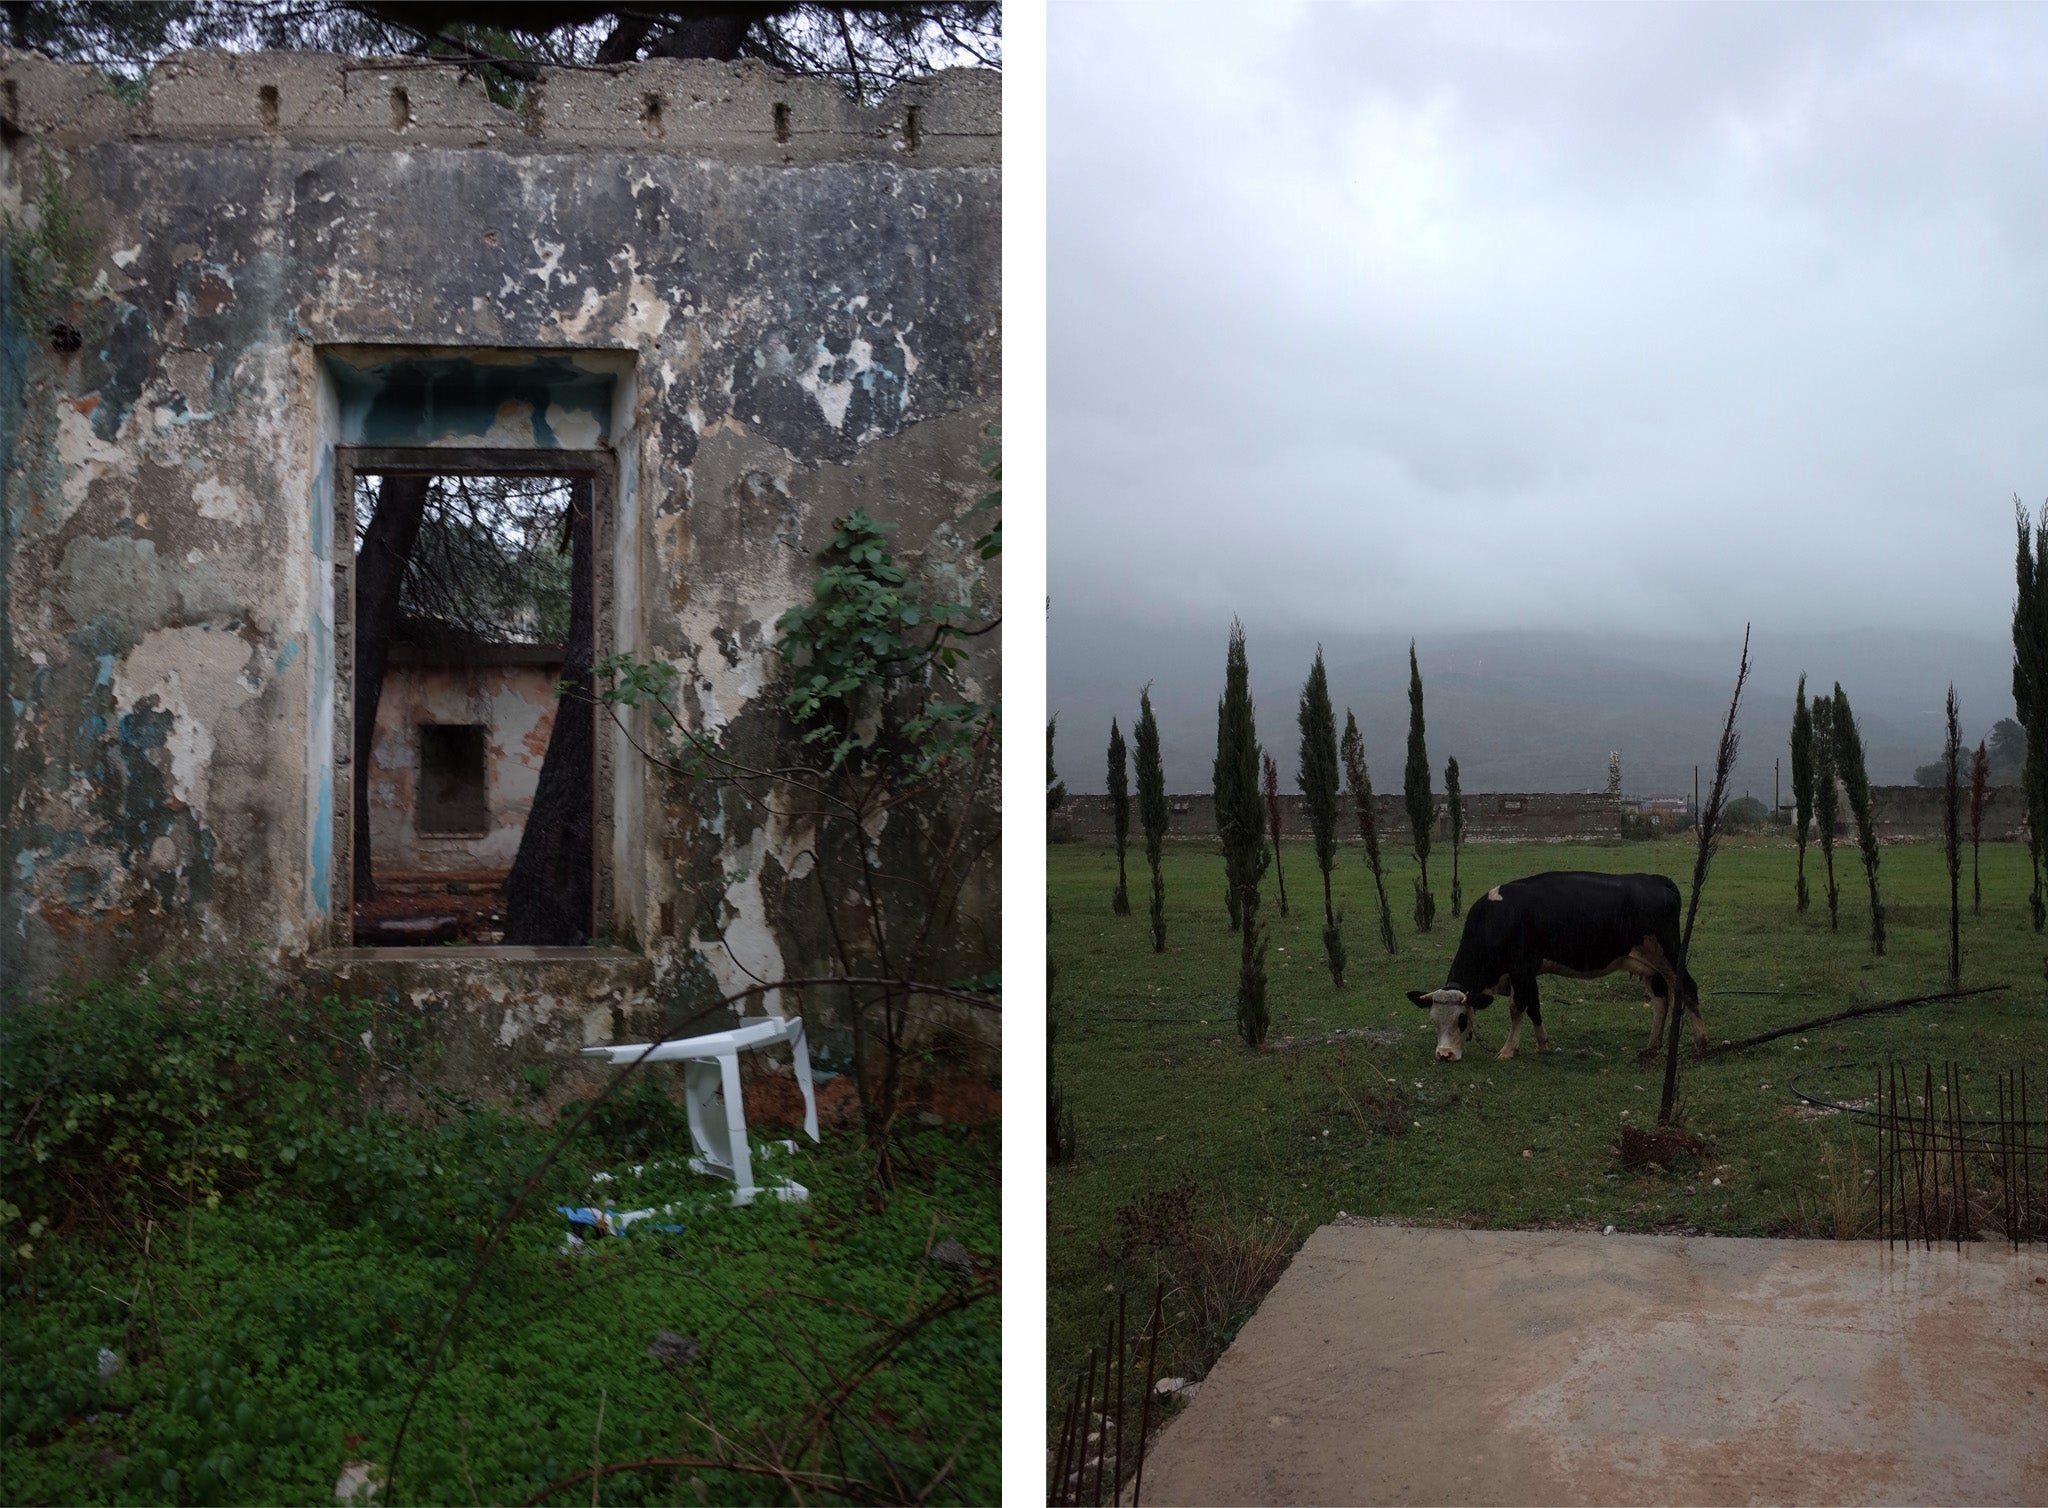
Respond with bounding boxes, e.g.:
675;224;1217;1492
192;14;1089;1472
1050;610;2014;801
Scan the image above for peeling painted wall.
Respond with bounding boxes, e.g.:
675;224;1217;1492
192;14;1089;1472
1;50;1000;1102
368;658;560;879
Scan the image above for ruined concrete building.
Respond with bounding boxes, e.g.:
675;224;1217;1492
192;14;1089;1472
0;50;1001;1108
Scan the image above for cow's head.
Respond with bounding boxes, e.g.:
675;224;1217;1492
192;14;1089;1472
1407;987;1492;1061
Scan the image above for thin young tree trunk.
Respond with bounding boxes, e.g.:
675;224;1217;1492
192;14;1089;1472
1943;685;1963;988
352;474;431;906
502;480;594;944
1661;626;1750;1126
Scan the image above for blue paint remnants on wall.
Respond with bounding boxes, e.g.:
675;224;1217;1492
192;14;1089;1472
324;353;618;449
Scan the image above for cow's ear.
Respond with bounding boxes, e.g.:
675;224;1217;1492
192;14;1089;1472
1406;990;1434;1009
1470;991;1496;1010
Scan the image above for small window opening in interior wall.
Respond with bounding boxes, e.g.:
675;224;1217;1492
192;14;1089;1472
417;724;489;834
258;84;279;130
641;93;664;138
342;464;602;948
773;101;791;143
390;86;411;132
904;104;922;153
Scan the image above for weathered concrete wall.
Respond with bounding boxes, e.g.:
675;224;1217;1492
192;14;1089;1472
369;657;560;879
1;49;1000;1104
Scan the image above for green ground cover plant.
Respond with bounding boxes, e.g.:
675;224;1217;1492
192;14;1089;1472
2;965;999;1505
1048;835;2046;1427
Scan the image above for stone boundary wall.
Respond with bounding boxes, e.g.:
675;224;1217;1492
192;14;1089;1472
1;48;997;165
1054;786;2033;845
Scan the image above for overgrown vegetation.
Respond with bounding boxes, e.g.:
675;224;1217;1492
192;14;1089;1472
3;174;110;346
2;966;1000;1505
599;442;1000;1185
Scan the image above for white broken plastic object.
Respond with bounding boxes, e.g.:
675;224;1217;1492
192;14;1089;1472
581;1016;818;1206
95;1347;122;1381
334;1461;382;1503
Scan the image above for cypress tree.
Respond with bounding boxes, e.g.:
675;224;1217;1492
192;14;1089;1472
1135;687;1169;953
1790;675;1815;913
1403;642;1436;933
1107;718;1132;916
1215;695;1241;932
1217;621;1271;1047
1262;752;1290;919
1047;717;1067;812
1943;684;1963;987
1297;648;1345;988
1812;695;1841;929
1969;739;1990;915
2013;499;2048;931
1341;710;1398;956
1445;756;1465;918
1833;682;1885;955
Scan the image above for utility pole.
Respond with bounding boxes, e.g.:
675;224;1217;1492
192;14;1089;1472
1694;764;1700;824
1775;757;1780;817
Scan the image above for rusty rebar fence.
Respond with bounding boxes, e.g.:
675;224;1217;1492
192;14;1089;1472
1874;1061;2042;1250
1051;1284;1164;1507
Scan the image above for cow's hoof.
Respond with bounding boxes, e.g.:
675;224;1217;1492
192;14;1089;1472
1535;1039;1554;1055
1495;1045;1517;1061
1635;1046;1662;1068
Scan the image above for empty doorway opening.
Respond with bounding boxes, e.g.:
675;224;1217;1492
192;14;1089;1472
333;452;613;947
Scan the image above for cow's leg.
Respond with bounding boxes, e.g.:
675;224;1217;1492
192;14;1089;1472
1498;994;1525;1061
1651;921;1710;1056
1680;961;1708;1055
1643;975;1670;1061
1522;973;1553;1053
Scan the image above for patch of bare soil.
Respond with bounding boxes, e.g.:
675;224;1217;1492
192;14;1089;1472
1616;1120;1710;1169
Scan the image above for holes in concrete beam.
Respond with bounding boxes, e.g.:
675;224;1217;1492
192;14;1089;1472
642;92;664;139
259;84;279;131
905;104;922;153
773;101;790;144
390;86;411;133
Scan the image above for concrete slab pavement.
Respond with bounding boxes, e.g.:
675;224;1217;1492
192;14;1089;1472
1142;1225;2047;1505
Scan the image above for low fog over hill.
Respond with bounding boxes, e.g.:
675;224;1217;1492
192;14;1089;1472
1049;608;2016;802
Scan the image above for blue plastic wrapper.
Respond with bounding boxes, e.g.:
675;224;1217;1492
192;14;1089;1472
556;1206;685;1237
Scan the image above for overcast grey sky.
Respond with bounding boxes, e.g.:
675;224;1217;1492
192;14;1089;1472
1050;2;2048;643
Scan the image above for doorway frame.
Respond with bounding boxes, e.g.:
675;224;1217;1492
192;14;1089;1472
327;445;617;950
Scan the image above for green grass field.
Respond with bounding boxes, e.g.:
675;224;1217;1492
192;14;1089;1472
1047;833;2047;1424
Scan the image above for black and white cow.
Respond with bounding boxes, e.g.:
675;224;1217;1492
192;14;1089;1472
1405;872;1703;1062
